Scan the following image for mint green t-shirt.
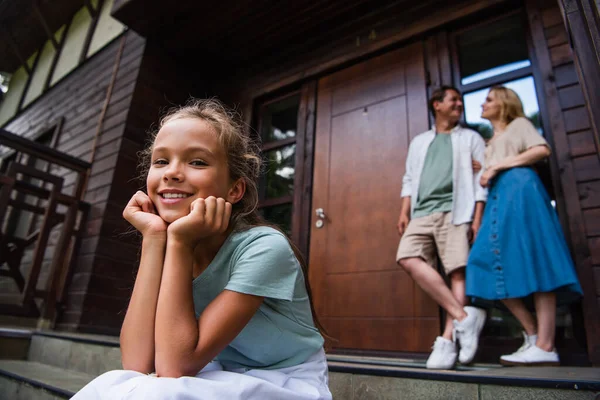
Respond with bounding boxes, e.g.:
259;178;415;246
192;226;324;370
413;133;453;218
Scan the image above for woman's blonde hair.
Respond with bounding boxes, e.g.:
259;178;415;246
489;86;526;124
139;98;330;341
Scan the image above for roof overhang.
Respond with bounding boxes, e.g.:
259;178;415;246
0;0;83;73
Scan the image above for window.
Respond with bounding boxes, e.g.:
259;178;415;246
454;14;542;140
463;76;542;139
256;94;301;236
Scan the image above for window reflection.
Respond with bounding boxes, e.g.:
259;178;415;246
261;203;293;236
464;76;542;139
457;15;530;85
260;95;300;143
264;144;296;198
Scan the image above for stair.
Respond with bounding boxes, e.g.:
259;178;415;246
327;355;600;399
0;327;598;399
0;329;121;399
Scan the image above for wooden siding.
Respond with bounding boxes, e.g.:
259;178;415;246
1;30;145;332
527;0;600;364
67;42;206;335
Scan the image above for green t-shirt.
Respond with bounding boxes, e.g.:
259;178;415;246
192;226;324;370
413;133;453;218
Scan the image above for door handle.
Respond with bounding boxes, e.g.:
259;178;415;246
315;208;327;228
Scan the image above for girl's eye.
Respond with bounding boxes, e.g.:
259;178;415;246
190;160;208;167
152;159;168;165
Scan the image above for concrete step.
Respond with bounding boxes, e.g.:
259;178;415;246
27;331;121;377
0;360;93;399
1;327;599;399
0;327;31;361
328;360;600;400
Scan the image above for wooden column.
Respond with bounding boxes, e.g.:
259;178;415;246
526;0;600;366
558;0;600;151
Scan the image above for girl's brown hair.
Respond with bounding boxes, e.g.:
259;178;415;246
489;86;526;124
140;98;330;341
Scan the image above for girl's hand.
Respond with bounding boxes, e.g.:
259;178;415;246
167;196;232;248
123;191;168;238
480;167;498;187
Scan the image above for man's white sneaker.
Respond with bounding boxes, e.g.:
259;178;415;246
453;306;486;364
426;336;457;369
500;345;560;366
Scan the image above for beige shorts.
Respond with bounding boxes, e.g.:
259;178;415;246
396;212;470;274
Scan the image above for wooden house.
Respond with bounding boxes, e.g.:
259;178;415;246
0;0;599;367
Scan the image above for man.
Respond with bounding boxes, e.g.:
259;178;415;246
396;86;487;369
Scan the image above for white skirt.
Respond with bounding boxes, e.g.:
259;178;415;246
71;349;332;400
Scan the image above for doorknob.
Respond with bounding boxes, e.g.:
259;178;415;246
315;208;327;228
315;208;327;219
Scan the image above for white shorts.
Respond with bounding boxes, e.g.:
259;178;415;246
71;349;332;400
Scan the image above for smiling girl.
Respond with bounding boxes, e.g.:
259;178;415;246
72;99;332;400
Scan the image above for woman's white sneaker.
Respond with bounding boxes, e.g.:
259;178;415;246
500;345;560;366
426;336;457;369
513;331;538;354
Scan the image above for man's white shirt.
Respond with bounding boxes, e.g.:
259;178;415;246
401;125;488;225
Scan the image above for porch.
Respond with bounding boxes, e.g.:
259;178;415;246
0;0;598;396
0;328;597;399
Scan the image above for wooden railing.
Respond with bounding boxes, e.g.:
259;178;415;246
0;128;91;326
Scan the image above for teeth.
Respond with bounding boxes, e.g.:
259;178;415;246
162;193;189;199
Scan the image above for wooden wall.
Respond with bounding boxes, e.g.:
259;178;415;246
1;30;146;331
526;0;600;364
69;42;205;335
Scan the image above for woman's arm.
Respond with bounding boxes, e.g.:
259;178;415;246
120;191;168;373
480;145;550;187
154;239;263;377
492;145;550;171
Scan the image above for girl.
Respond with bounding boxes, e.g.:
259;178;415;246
72;99;332;399
466;86;582;367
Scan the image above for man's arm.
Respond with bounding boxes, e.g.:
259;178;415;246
397;196;411;236
398;141;415;236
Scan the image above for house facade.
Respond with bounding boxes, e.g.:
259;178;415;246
0;0;599;365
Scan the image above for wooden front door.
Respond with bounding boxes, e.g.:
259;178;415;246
309;42;438;353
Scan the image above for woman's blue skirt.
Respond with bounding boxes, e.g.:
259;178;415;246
466;167;582;305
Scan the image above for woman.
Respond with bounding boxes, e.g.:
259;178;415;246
466;86;582;366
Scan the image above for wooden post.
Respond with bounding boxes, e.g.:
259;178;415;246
525;0;600;366
558;0;600;153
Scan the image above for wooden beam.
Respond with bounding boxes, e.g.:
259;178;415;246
84;0;98;17
559;0;600;155
80;0;105;63
4;28;31;75
292;80;317;259
525;0;600;366
16;49;42;112
44;17;72;92
32;0;59;49
240;0;508;100
0;128;91;172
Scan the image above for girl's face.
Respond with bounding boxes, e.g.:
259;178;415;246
481;90;502;121
146;117;236;223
